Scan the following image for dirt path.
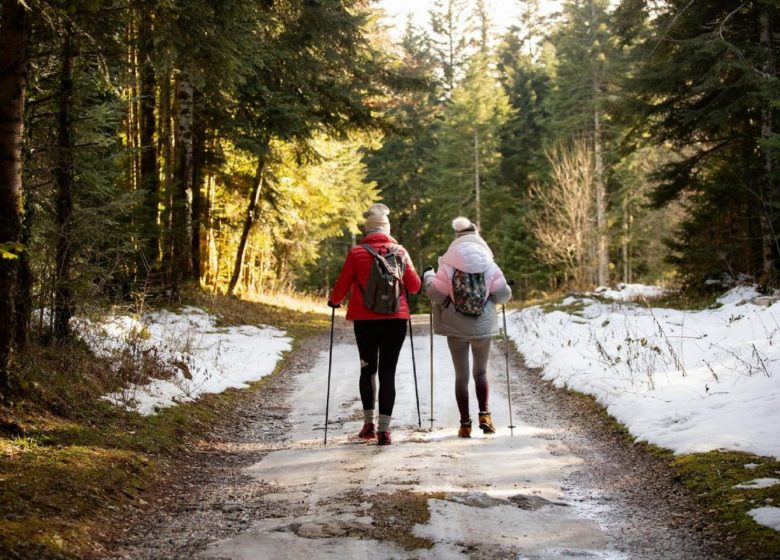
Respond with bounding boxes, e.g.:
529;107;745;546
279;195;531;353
107;316;731;559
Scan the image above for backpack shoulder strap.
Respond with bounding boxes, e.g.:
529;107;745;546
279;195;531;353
361;243;380;258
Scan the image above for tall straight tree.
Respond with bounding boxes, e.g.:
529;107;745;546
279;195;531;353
429;49;511;252
364;20;442;270
429;0;470;95
548;0;617;286
494;8;553;290
53;23;75;339
0;0;28;385
137;3;160;275
171;71;194;286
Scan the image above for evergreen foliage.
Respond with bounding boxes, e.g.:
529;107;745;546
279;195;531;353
3;0;780;395
618;0;780;287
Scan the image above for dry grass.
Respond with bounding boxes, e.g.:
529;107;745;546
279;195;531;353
0;287;327;559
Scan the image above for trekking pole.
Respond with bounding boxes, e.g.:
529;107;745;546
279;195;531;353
324;303;338;445
502;281;516;436
406;290;422;428
429;305;434;431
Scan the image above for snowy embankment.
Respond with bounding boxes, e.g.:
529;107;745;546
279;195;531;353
506;285;780;530
506;285;780;459
77;306;291;415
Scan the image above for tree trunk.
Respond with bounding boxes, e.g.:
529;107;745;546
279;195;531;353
759;8;777;276
0;0;28;385
191;123;204;282
15;186;32;349
593;140;608;286
137;5;159;276
622;190;630;284
474;128;481;229
229;157;267;296
159;72;174;270
54;25;75;340
591;1;608;288
171;72;193;287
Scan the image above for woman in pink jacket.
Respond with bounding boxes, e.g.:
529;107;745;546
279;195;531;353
423;217;511;438
329;204;421;445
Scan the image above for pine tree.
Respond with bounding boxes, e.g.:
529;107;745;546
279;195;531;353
431;50;511;250
494;9;554;292
428;0;471;95
619;0;780;286
547;0;618;286
363;20;442;272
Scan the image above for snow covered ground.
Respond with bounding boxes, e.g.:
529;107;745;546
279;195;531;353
78;306;291;415
505;284;780;532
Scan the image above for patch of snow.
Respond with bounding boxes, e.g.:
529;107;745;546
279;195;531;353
733;478;780;490
748;506;780;531
81;306;291;415
745;463;761;470
507;285;780;459
593;283;669;302
716;285;762;305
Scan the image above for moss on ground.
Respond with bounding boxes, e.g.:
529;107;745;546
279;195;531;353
671;451;780;560
0;290;326;559
565;389;780;559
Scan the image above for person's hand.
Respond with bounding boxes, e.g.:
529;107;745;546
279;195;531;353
327;301;341;309
422;266;435;282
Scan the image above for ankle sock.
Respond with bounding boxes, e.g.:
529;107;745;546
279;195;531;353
377;414;391;432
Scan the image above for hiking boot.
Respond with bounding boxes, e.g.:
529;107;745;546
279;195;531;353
358;422;376;440
458;420;472;438
376;431;392;446
478;412;496;434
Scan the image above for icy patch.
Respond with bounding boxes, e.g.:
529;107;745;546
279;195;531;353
733;478;780;490
86;307;291;415
748;506;780;531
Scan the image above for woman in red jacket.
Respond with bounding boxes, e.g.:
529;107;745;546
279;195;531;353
328;204;421;445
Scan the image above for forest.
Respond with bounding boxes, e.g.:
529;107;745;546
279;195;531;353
1;0;779;392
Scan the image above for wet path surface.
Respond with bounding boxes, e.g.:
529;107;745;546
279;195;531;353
108;316;730;559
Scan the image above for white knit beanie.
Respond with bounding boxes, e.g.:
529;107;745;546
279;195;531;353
364;203;391;234
452;216;477;237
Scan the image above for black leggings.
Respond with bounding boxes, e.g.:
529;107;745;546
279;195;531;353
353;319;407;416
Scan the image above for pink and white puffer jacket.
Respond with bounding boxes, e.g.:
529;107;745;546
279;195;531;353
425;233;511;339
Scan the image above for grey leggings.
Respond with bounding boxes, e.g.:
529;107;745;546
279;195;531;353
447;337;491;422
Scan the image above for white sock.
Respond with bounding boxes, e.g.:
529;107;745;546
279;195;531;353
378;414;391;432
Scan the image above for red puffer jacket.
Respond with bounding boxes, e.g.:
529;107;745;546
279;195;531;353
329;232;421;321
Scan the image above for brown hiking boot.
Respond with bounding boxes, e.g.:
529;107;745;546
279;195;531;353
458;420;472;438
478;412;496;434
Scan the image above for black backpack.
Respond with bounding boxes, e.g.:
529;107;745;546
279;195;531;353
360;244;406;313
